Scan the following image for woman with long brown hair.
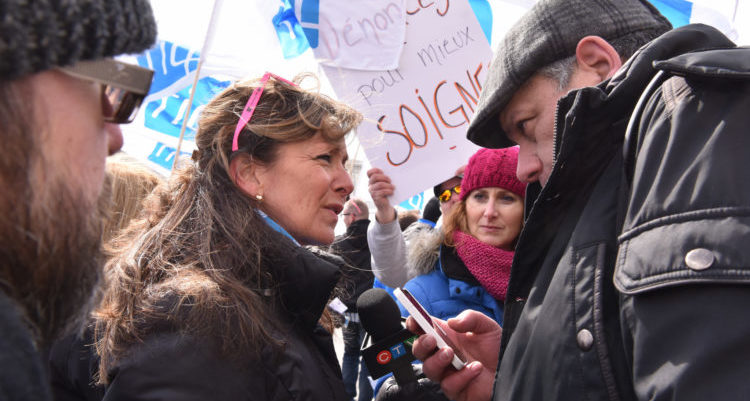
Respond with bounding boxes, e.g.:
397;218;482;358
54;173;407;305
94;73;362;400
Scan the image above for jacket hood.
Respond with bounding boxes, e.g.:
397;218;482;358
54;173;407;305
404;225;443;280
604;24;735;102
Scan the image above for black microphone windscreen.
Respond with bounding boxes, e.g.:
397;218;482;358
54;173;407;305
357;288;403;342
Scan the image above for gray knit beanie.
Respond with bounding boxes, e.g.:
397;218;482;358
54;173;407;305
466;0;671;149
0;0;157;81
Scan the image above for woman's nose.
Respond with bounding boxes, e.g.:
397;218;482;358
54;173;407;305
336;165;354;197
484;201;499;218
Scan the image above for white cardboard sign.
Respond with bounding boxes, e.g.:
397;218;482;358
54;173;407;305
323;0;489;203
300;0;408;71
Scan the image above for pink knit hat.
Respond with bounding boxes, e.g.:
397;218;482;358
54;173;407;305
459;147;526;200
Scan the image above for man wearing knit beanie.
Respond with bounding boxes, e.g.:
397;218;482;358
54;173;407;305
0;1;156;399
409;0;750;400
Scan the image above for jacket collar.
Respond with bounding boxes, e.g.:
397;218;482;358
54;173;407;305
440;245;480;286
273;247;341;332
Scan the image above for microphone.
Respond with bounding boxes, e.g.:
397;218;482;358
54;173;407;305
357;288;418;386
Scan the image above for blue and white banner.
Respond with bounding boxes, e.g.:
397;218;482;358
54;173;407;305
119;0;746;191
399;191;426;211
119;0;325;176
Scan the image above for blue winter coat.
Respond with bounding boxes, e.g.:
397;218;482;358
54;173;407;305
398;244;503;326
373;243;505;396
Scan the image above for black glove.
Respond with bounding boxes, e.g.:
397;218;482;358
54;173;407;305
374;365;450;401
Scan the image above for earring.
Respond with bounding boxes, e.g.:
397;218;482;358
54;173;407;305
255;194;263;201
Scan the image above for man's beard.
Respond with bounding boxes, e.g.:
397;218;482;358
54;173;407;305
0;171;109;347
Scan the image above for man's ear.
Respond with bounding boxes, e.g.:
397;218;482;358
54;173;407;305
229;154;264;199
575;36;623;81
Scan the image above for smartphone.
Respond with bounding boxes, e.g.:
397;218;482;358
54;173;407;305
394;287;466;370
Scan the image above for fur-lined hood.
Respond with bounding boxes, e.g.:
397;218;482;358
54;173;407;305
403;224;443;281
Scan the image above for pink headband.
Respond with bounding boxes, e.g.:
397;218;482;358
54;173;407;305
232;72;296;152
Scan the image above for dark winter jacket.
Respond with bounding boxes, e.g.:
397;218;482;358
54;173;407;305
494;25;750;401
0;290;52;401
49;326;103;401
330;219;374;311
101;246;349;401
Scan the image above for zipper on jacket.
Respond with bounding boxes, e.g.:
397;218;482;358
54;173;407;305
551;100;564;166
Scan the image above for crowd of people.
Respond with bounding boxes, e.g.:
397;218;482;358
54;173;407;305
1;0;749;400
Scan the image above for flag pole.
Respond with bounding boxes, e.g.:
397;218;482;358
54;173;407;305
171;0;224;173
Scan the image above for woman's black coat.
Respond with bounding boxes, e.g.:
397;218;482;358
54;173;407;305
99;247;349;401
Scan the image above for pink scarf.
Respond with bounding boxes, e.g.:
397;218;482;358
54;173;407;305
453;230;514;302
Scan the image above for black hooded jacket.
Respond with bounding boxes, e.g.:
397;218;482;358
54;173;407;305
494;25;750;401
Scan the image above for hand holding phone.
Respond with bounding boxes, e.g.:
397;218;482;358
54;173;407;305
394;287;466;370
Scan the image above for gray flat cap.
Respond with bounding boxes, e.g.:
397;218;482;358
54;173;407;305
467;0;671;148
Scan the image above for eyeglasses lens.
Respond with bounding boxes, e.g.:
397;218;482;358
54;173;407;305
103;86;145;124
61;59;153;125
439;186;461;203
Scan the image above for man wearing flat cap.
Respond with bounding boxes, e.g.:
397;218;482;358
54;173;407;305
408;1;750;400
0;0;156;399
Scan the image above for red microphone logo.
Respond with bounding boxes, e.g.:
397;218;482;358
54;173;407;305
376;350;392;365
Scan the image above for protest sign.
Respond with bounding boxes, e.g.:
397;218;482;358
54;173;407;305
298;0;408;70
323;0;489;204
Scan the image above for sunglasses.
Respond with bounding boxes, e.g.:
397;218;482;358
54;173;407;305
60;59;154;124
232;72;296;152
438;185;461;203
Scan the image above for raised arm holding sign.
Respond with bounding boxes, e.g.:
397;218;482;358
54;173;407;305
367;164;465;288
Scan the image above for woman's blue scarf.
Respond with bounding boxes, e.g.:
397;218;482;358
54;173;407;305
258;209;300;246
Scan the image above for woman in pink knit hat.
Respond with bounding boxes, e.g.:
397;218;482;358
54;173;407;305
375;147;525;399
394;146;526;326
